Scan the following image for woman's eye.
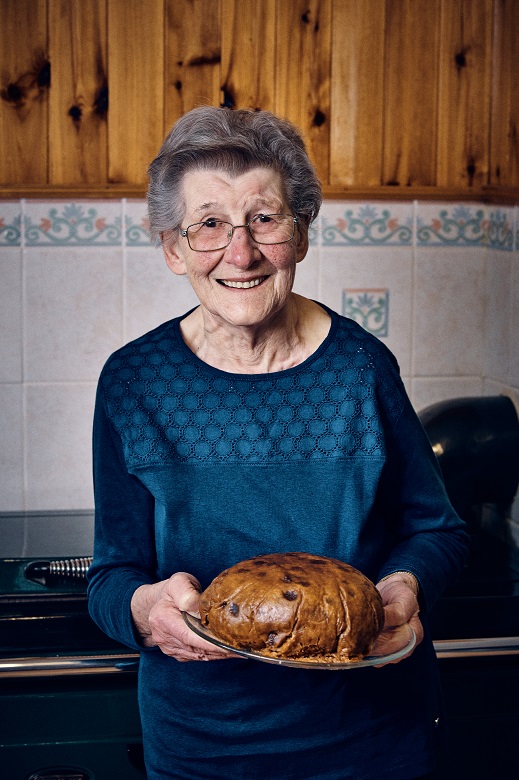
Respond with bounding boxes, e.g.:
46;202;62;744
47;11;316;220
256;214;273;223
203;219;219;229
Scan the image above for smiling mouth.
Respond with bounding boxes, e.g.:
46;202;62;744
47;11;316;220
218;276;267;289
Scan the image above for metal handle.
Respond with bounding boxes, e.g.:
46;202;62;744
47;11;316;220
434;636;519;658
48;557;93;578
25;557;93;585
0;652;140;677
2;638;519;678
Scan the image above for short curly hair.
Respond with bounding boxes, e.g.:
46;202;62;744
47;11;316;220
147;106;322;244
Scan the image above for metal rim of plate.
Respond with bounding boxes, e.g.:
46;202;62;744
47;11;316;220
182;612;416;669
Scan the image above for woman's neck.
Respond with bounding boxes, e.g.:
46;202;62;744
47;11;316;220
179;295;331;374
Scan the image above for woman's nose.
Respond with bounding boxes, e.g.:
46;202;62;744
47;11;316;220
225;225;259;267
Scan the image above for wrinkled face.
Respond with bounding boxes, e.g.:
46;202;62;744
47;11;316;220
163;167;308;330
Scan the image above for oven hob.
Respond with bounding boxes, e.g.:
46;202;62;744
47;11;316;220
0;557;144;780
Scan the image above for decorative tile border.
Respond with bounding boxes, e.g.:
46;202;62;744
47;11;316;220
320;203;413;246
0;201;22;246
417;203;515;249
416;204;489;246
0;199;517;249
486;207;514;251
23;201;123;246
342;288;389;337
125;199;152;246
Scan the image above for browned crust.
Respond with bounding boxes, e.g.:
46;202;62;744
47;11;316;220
199;553;384;660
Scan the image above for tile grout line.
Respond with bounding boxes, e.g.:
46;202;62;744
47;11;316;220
122;198;128;346
509;206;518;387
409;200;418;404
20;198;29;526
317;211;323;304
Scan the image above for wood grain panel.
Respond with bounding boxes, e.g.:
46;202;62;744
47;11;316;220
437;0;492;188
383;0;441;187
107;0;165;183
330;0;386;187
165;0;221;132
48;0;108;184
490;0;519;186
220;0;276;111
0;0;48;184
0;0;518;200
275;0;332;184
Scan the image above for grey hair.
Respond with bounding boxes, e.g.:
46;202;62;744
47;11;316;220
147;106;322;244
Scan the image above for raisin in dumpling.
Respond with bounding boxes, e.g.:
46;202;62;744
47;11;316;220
199;552;384;661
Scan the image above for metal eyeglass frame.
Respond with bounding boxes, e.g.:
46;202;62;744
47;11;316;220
179;214;299;252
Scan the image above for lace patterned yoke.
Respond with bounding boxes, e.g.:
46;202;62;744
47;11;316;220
100;309;401;469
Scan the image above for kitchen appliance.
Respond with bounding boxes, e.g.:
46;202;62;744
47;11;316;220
419;395;519;780
0;554;144;780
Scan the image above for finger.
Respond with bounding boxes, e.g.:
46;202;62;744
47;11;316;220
372;623;411;656
409;613;424;645
382;596;417;628
169;615;236;658
377;580;418;626
169;572;202;616
176;651;236;663
160;636;236;662
373;618;423;667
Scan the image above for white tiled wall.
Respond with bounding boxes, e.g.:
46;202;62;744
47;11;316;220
1;198;518;514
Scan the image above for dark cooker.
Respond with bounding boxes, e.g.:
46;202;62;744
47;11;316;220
0;395;518;780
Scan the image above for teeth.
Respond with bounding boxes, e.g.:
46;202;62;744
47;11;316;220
221;277;264;289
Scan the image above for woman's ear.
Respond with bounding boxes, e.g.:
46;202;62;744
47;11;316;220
162;232;187;276
295;219;309;263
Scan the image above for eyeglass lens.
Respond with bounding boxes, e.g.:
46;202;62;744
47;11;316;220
185;214;295;251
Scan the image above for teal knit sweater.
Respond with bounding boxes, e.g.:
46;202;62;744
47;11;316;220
88;305;468;780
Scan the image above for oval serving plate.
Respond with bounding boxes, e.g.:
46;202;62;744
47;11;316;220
182;612;416;669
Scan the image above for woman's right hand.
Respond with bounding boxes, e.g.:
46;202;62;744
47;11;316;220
131;572;235;662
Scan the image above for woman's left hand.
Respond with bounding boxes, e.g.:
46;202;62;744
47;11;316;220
373;573;424;666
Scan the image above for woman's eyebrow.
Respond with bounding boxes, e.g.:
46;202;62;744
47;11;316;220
192;196;283;218
193;201;219;216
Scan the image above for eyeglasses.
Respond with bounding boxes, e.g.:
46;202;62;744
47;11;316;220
179;214;298;252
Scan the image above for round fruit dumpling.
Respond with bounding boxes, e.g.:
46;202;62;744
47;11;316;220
199;552;384;661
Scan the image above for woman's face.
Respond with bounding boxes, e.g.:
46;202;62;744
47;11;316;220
163;166;308;331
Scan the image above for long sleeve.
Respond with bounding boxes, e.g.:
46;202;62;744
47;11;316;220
87;379;157;651
376;387;470;612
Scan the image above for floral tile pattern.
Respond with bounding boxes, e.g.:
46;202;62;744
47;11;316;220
342;288;389;337
0;201;22;246
320;203;413;246
24;201;122;246
125;199;152;246
486;207;514;251
416;204;489;246
0;199;516;250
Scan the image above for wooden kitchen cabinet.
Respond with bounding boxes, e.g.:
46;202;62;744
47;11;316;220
0;0;517;202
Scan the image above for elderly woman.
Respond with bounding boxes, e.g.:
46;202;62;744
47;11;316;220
88;107;468;780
